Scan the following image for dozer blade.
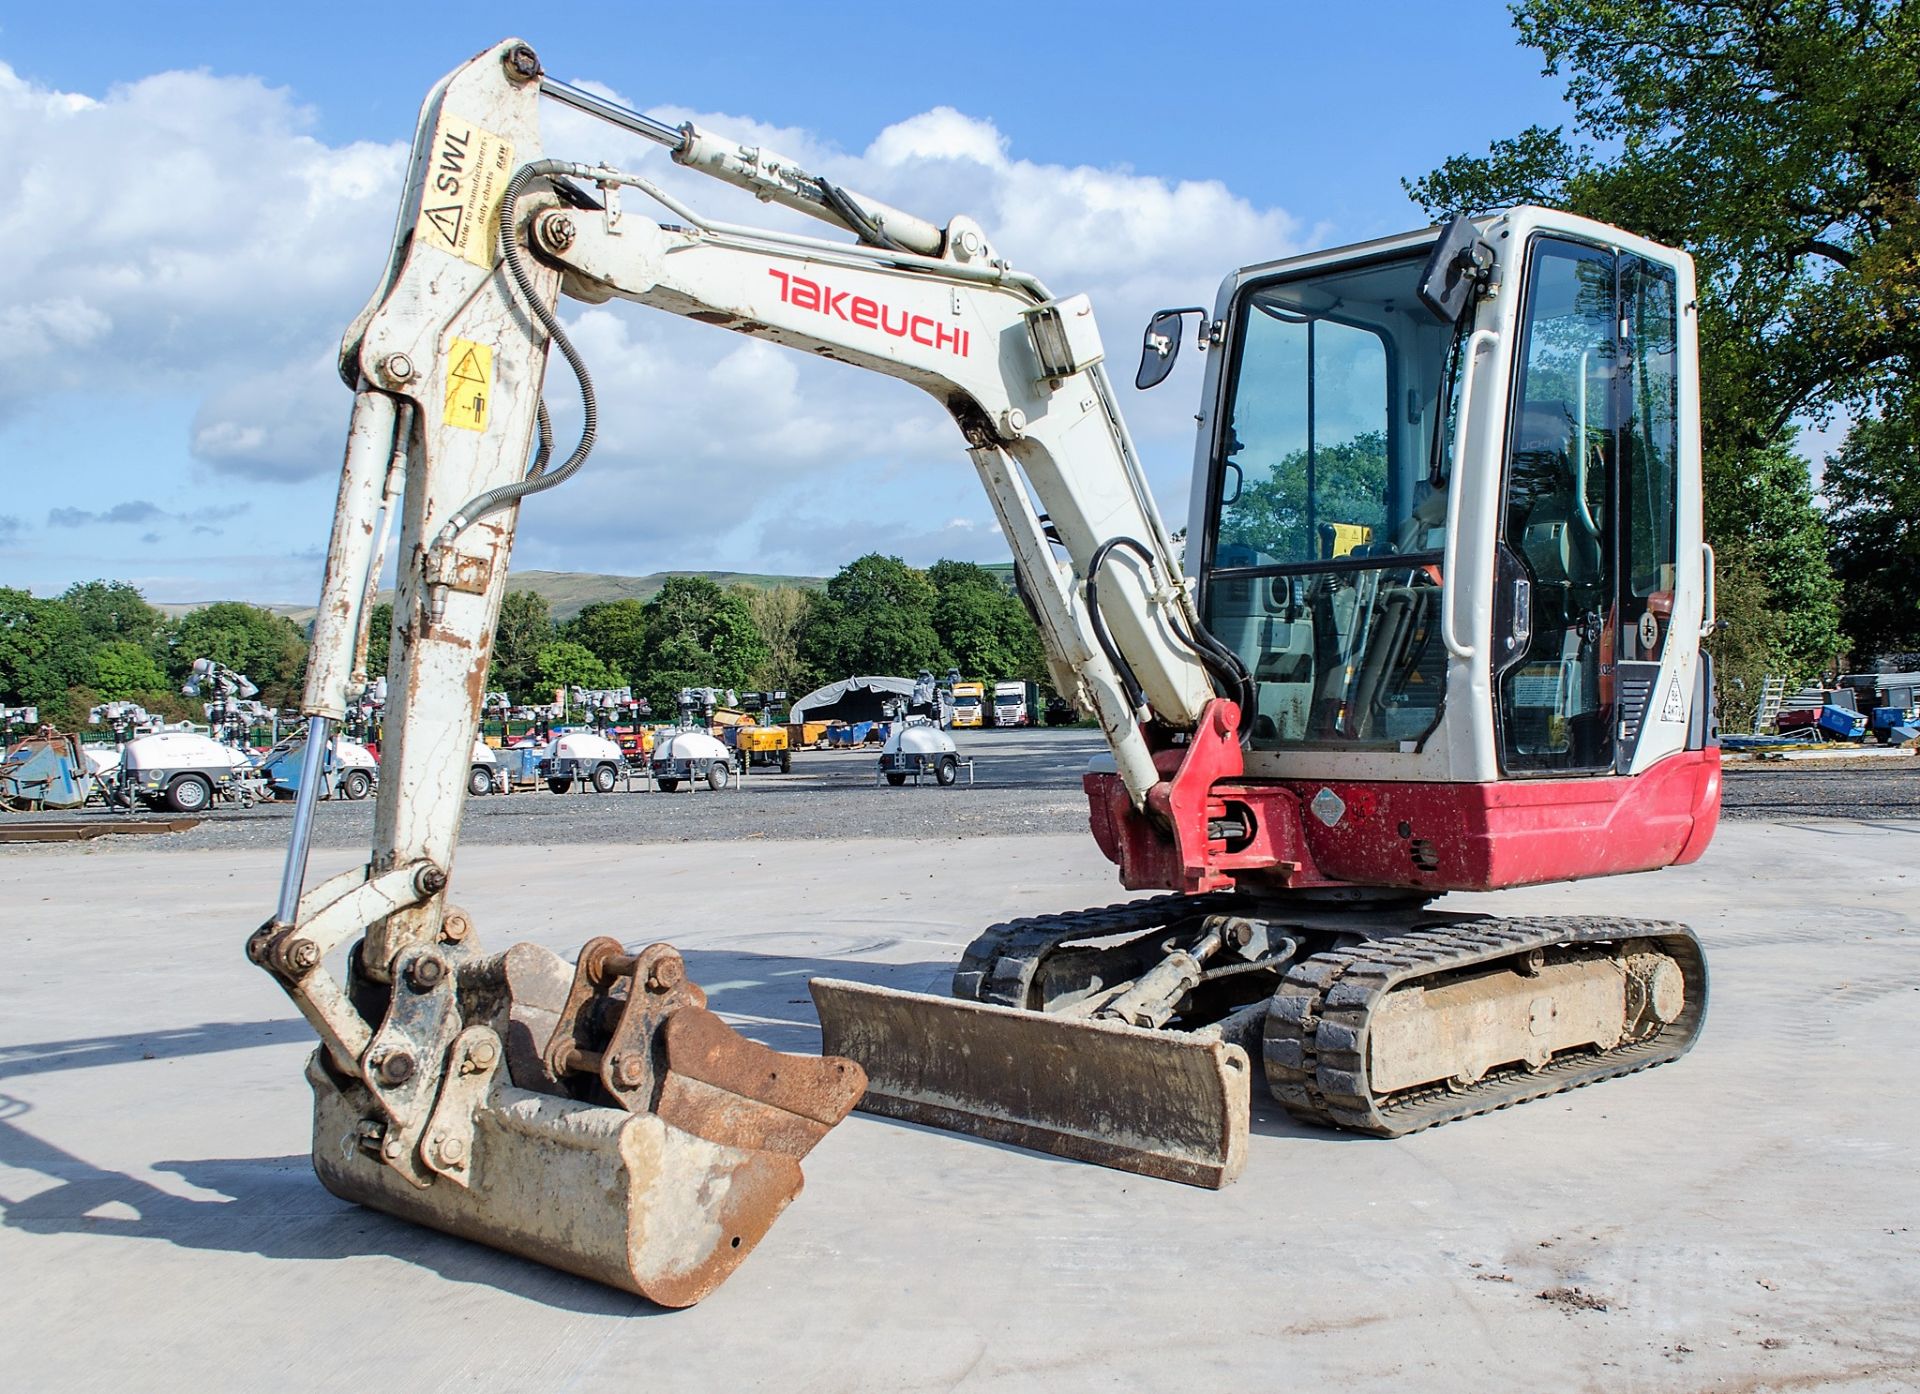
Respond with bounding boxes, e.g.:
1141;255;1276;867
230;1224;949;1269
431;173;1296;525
303;941;866;1308
810;978;1249;1188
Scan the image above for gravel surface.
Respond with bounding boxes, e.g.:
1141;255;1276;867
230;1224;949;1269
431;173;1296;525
4;729;1914;853
1719;755;1920;821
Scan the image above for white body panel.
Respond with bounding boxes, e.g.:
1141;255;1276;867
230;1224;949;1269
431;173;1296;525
547;732;623;765
121;731;253;774
652;731;729;765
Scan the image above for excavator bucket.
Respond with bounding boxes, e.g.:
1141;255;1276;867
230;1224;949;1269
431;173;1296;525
292;937;865;1307
809;979;1249;1188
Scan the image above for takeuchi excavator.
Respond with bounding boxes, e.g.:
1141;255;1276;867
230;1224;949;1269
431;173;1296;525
252;38;1720;1304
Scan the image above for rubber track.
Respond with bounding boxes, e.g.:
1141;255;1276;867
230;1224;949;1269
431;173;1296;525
1262;916;1708;1137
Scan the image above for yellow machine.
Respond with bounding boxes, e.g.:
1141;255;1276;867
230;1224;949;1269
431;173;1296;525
734;722;793;773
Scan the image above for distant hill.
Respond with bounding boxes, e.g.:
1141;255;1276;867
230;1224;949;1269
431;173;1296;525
154;568;825;627
495;569;824;621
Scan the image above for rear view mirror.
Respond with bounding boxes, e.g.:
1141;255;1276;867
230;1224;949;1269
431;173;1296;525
1135;307;1205;389
1418;215;1496;323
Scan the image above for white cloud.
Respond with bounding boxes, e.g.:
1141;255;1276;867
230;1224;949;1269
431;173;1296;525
0;61;403;471
5;58;1308;588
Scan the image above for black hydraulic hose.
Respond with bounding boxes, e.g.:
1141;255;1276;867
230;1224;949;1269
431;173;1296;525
1086;537;1156;716
818;177;908;252
435;161;597;547
1087;537;1256;733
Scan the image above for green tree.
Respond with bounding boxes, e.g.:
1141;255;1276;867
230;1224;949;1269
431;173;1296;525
631;577;770;712
738;584;818;697
169;602;308;707
565;599;651;685
799;554;942;680
59;580;167;656
88;640;168;700
362;602;393;680
534;640;619;699
0;588;90;707
1407;0;1875;683
1705;443;1843;717
490;589;554;701
1408;0;1920;457
1823;410;1920;659
927;560;1044;682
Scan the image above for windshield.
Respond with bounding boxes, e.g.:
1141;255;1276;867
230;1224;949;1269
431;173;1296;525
953;695;980;707
1204;247;1463;750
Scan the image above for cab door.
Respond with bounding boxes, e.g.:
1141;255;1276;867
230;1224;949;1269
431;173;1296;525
1495;237;1680;775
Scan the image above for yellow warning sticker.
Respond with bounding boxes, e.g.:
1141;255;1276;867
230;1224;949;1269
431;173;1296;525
413;115;515;268
444;338;492;432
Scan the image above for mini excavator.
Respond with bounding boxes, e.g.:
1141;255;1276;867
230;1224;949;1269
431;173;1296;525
252;39;1719;1302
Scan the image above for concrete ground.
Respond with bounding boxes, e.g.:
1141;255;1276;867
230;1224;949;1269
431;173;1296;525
2;820;1917;1391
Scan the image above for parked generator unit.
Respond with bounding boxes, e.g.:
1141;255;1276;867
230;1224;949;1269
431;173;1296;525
118;731;265;812
538;731;625;792
879;719;962;786
651;729;733;791
731;723;792;773
258;732;380;801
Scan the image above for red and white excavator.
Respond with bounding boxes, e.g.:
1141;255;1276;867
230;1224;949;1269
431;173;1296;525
249;39;1719;1304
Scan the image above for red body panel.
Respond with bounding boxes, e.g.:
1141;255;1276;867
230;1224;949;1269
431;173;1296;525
1086;702;1723;897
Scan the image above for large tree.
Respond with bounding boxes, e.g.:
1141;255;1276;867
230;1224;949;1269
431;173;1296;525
927;560;1044;683
88;641;168;700
534;640;620;699
799;554;942;680
168;602;308;707
0;588;90;708
59;580;167;657
1404;0;1898;687
736;584;816;699
632;576;770;712
489;589;554;701
565;599;651;687
1823;409;1920;659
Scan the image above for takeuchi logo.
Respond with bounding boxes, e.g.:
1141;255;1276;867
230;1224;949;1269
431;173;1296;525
766;270;970;357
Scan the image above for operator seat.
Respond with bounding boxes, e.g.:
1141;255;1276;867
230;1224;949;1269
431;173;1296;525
1507;401;1602;591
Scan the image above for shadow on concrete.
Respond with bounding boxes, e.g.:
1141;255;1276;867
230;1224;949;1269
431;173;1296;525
0;1019;303;1080
0;1095;651;1316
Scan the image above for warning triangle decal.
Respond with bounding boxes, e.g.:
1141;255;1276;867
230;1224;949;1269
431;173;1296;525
424;204;464;249
450;346;487;384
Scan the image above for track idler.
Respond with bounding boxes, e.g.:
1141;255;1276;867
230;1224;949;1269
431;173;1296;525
262;909;866;1307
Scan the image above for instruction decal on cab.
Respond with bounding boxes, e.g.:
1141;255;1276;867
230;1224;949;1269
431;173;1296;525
414;116;514;269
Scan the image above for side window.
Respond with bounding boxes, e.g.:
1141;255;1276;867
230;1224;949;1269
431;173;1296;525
1217;313;1390;568
1621;258;1679;661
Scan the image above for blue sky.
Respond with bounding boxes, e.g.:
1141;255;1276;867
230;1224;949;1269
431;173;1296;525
0;1;1583;604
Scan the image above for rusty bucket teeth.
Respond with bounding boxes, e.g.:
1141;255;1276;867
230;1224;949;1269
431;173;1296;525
306;943;866;1308
809;978;1249;1188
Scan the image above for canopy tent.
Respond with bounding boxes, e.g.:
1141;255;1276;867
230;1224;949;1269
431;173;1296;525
789;676;918;724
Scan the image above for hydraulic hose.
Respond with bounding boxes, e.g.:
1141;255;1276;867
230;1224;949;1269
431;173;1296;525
1086;536;1255;732
434;161;597;550
818;178;908;253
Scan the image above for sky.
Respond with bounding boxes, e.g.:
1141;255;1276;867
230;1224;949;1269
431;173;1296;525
0;1;1592;605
